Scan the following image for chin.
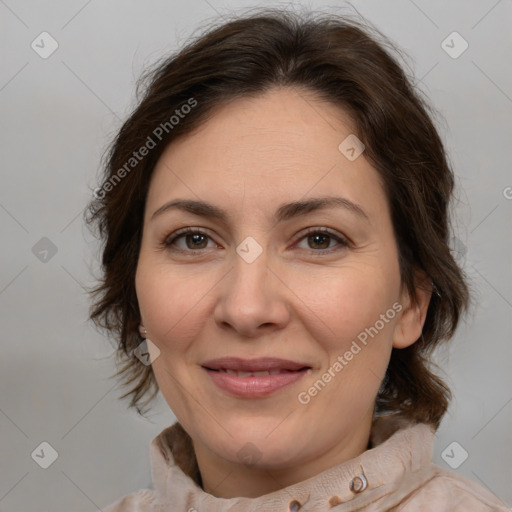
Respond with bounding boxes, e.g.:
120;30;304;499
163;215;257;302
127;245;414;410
207;423;306;469
224;440;302;469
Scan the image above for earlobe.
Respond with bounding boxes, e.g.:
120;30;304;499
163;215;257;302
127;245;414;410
392;273;433;349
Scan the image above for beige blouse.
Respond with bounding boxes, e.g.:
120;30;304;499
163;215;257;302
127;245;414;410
102;414;511;511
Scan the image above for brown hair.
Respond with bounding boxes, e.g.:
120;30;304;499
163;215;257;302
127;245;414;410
85;6;470;428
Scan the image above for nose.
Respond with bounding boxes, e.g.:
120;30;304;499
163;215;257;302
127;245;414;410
213;249;291;338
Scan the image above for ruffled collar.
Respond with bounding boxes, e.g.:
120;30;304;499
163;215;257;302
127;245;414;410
149;414;434;511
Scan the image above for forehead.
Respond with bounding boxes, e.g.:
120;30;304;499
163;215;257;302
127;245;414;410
146;87;387;221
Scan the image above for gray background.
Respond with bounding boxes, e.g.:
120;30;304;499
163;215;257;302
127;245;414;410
1;0;511;510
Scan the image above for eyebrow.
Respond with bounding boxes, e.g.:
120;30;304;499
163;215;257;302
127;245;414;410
151;196;370;224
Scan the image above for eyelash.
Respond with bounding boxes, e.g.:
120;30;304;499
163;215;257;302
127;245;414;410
162;227;350;256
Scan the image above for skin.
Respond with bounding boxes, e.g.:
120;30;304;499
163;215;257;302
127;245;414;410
135;86;431;499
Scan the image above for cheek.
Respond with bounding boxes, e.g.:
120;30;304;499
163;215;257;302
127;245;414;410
289;266;397;353
293;276;396;423
135;260;209;354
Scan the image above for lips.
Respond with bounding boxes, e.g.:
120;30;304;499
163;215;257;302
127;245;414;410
201;357;311;398
219;368;284;377
201;357;310;373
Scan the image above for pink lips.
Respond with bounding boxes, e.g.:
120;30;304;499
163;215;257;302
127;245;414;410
201;357;311;398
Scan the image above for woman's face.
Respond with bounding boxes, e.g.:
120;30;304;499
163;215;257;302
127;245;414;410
135;87;425;483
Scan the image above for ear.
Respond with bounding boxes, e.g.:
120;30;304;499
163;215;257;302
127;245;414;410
393;270;433;349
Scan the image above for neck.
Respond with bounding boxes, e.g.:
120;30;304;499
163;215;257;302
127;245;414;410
193;411;374;499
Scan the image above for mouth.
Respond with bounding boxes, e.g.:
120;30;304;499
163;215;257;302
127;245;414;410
210;368;300;376
201;357;312;398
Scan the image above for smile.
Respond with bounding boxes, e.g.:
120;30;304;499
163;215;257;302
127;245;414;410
219;368;293;376
201;357;311;398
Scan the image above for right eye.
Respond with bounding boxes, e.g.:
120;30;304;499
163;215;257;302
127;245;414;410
163;228;218;253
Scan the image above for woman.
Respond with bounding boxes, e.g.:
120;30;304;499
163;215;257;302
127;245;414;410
86;7;511;511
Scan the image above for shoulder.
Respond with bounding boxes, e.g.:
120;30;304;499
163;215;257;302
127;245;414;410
101;488;157;512
398;465;512;511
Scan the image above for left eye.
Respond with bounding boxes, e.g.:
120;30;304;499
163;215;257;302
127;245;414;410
295;229;348;252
